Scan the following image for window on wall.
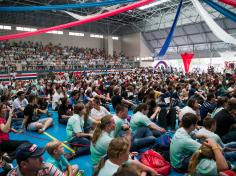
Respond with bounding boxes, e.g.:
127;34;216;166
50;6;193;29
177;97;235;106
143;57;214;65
46;30;63;35
16;27;37;32
69;32;84;37
90;34;103;38
112;36;119;40
0;25;12;30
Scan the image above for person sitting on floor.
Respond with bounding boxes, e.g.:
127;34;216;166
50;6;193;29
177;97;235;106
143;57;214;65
94;137;158;176
90;98;110;121
58;97;73;125
214;98;236;143
188;139;228;176
170;113;206;172
130;103;166;138
7;142;64;176
113;104;156;152
0;103;28;161
12;91;28;119
91;115;119;166
46;140;79;176
66;103;92;156
197;117;236;162
19;95;53;134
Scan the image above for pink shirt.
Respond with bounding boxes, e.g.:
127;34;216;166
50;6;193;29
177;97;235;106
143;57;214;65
0;117;9;143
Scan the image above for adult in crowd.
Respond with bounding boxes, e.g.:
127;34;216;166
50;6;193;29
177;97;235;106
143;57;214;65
170;113;206;172
178;97;200;124
7;142;65;176
58;97;73;125
197;117;236;162
20;95;53;134
52;86;64;111
66;103;91;156
113;104;156;152
90;98;110;121
12;91;28;119
111;86;134;110
214;98;236;143
188;139;228;176
199;93;216;125
130;103;165;138
90;115;118;166
0;103;28;160
211;96;228;118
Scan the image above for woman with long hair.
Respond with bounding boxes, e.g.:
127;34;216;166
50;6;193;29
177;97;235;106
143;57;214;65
94;137;158;176
0;103;28;160
58;97;73;125
188;139;228;176
90;115;116;166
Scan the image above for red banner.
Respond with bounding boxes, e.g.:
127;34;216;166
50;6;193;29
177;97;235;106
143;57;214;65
181;53;194;73
0;0;154;41
219;0;236;7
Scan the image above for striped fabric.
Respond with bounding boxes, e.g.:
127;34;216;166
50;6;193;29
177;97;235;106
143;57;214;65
15;73;37;80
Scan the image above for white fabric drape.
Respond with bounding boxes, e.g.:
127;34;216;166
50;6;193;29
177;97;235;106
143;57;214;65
191;0;236;45
63;5;120;20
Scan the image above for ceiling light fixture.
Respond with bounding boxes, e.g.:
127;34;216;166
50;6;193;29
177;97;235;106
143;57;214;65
139;0;170;10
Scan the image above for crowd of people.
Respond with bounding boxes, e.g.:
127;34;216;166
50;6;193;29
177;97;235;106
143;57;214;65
0;41;130;72
0;66;236;176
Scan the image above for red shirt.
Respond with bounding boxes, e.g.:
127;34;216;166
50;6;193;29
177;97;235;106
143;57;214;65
0;117;9;143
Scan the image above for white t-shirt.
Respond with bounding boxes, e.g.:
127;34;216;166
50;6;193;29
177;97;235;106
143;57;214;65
179;106;196;121
12;98;28;110
52;92;64;110
90;106;110;121
98;160;119;176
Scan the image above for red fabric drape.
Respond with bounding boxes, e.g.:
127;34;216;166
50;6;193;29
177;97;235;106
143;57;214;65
219;0;236;7
0;0;154;41
181;53;194;73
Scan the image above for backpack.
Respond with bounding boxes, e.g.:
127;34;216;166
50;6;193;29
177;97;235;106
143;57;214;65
140;149;171;176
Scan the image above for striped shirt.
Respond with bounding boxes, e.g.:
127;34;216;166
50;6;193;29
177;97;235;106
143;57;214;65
7;162;64;176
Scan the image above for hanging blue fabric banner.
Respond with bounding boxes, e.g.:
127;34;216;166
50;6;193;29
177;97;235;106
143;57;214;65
155;0;183;58
203;0;236;23
0;0;136;12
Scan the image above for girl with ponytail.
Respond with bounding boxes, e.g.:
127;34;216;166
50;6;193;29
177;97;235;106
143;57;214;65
90;115;116;166
188;139;228;175
94;137;158;176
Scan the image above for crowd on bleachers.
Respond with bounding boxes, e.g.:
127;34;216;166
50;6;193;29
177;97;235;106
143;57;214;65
0;41;130;72
0;67;236;176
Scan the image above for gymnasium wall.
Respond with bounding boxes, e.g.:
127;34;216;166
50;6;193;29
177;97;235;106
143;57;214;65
121;32;152;58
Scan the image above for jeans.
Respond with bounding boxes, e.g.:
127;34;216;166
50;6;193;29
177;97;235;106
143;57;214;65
222;130;236;143
131;127;156;152
70;137;91;156
58;118;68;125
224;142;236;162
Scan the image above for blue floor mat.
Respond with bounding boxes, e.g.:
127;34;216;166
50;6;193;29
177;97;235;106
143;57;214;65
10;109;183;176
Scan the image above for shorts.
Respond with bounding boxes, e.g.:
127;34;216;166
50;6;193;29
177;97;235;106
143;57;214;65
27;118;50;131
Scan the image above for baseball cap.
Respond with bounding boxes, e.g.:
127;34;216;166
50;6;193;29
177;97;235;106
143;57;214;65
16;143;45;163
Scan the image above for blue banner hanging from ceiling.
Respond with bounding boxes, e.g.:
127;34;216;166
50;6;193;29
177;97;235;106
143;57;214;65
203;0;236;23
0;0;136;12
154;0;183;58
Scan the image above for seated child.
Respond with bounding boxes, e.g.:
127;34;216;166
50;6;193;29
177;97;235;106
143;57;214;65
46;141;80;176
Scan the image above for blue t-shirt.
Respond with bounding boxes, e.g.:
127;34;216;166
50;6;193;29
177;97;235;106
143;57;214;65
46;155;70;171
